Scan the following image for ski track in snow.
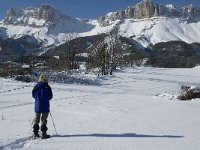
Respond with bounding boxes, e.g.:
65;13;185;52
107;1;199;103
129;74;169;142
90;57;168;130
0;137;31;150
1;67;200;150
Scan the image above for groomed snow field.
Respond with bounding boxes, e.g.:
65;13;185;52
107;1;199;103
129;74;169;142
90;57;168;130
0;67;200;150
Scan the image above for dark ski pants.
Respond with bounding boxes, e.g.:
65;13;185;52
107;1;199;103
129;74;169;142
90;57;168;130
34;113;49;125
33;113;49;134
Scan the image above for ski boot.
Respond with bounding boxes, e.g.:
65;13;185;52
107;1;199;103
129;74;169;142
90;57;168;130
41;124;50;139
41;132;50;139
33;124;40;139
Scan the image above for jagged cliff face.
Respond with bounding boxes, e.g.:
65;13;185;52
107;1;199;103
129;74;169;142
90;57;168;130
99;0;200;26
99;0;159;25
38;5;64;22
134;0;155;19
3;4;70;27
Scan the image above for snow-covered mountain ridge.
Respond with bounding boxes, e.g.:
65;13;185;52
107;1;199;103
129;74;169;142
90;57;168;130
99;0;200;25
0;4;94;46
0;0;200;49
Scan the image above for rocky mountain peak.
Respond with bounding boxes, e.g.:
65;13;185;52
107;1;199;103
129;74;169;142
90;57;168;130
6;8;24;18
4;8;24;24
38;4;65;22
3;4;66;26
99;0;200;26
134;0;155;19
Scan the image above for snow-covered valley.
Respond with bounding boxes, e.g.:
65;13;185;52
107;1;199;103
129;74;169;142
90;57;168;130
0;67;200;150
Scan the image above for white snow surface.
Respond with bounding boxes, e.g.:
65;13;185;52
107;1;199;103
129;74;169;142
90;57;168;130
0;67;200;150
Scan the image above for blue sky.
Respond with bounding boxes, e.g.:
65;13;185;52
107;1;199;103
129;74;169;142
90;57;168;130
0;0;199;19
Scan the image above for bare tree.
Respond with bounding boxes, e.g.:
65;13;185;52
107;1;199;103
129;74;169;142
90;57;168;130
106;34;124;75
64;32;79;70
88;35;108;75
88;34;124;75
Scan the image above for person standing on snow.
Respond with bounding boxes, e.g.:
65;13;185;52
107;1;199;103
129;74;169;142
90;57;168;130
32;74;53;139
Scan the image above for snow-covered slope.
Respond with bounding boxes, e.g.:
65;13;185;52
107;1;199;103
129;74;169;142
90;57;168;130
1;67;200;149
118;17;200;47
80;17;200;47
0;0;200;49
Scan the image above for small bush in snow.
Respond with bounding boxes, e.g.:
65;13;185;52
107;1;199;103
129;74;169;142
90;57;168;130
15;75;33;82
178;85;200;100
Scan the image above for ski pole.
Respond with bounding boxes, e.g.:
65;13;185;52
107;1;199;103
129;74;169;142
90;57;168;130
50;112;58;135
28;119;34;134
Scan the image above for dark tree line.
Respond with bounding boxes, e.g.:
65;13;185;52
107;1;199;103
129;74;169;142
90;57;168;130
6;34;200;77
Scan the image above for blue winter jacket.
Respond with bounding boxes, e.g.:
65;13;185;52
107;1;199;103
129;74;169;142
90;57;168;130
32;82;53;113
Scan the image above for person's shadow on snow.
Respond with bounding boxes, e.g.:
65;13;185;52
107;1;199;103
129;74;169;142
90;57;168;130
53;133;184;138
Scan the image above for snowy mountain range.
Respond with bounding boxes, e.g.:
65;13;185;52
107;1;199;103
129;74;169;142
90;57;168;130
0;0;200;53
0;4;94;47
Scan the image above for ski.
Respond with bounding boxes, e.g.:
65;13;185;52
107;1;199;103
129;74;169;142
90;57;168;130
29;134;51;140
